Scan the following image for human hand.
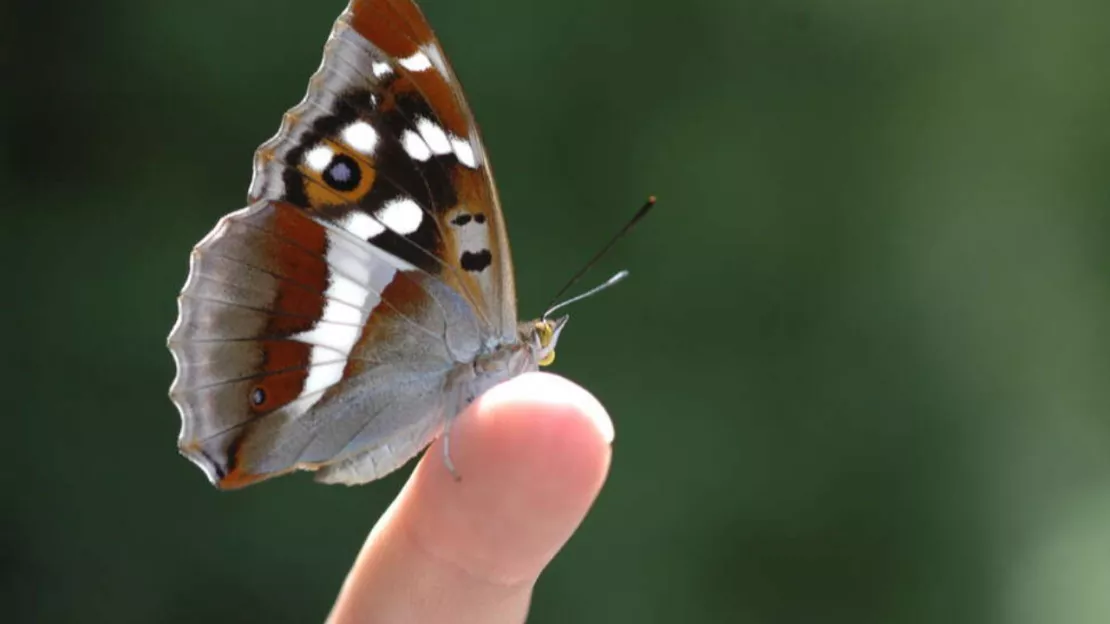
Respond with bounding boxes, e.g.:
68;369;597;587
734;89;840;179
327;372;614;623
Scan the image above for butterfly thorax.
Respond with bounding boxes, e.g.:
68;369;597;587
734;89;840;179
447;315;566;410
466;315;567;382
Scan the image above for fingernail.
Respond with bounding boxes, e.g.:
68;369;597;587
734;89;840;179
588;403;615;444
566;382;614;445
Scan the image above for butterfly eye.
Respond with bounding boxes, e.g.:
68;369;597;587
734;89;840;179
534;321;554;344
533;321;557;366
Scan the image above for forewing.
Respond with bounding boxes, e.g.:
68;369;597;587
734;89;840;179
249;0;518;343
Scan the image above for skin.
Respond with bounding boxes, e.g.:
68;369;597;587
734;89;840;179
327;372;614;623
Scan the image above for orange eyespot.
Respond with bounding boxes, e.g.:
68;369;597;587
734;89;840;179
298;140;377;209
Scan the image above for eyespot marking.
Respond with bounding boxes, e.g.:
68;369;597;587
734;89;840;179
323;154;361;191
250;386;266;407
474;214;486;224
451;214;472;226
460;249;492;272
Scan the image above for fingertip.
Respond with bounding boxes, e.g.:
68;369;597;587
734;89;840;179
403;372;613;585
482;372;615;445
329;374;615;623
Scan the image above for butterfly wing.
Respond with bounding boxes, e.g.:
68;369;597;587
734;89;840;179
169;0;516;488
251;0;517;340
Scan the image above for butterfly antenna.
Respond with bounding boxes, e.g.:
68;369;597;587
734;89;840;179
544;270;629;319
543;196;657;314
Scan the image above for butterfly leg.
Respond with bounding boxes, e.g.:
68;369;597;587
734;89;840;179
441;414;463;482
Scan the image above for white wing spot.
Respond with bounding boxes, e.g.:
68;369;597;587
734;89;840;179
423;45;451;77
300;360;346;398
341;121;378;154
305;145;334;172
339;211;386;239
291;310;363;396
286;214;409;409
401;130;432;161
450;136;478;168
372;61;393;77
398;51;432;72
325;273;372;309
318;290;363;325
376;198;424;235
295;322;361;354
449;209;492;262
416;117;452;155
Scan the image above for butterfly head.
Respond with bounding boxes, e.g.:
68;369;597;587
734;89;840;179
525;315;569;367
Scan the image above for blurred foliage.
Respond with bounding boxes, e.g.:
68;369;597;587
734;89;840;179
6;0;1110;622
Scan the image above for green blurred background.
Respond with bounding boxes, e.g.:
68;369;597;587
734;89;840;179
7;0;1110;622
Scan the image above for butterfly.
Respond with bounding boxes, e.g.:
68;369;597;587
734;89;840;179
168;0;574;489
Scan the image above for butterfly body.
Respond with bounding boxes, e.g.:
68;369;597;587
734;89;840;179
169;0;566;489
